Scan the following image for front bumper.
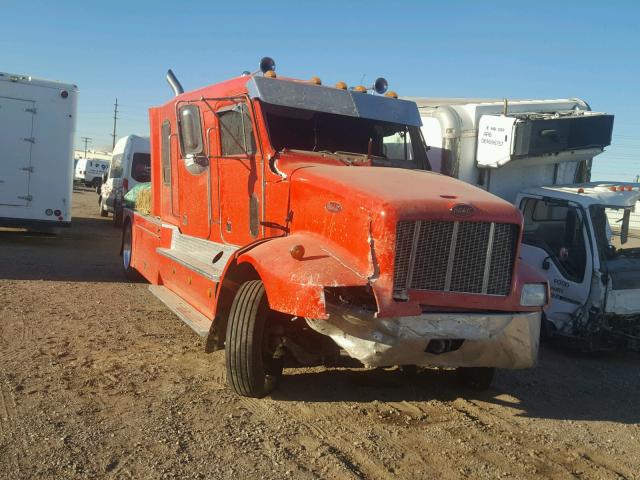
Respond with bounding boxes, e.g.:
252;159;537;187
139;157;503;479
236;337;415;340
306;304;541;369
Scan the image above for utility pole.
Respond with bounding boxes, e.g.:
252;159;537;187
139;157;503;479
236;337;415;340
636;174;639;183
81;136;92;159
111;98;119;150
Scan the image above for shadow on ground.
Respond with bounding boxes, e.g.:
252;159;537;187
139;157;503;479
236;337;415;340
271;345;640;424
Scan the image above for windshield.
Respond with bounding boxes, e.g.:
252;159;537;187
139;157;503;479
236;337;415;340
590;205;640;255
261;103;429;169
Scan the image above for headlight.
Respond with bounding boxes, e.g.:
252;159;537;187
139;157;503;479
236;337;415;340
520;284;547;307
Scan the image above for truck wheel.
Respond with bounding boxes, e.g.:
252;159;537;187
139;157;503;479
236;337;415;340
456;367;495;390
122;222;140;280
226;280;283;398
99;198;109;217
113;207;123;227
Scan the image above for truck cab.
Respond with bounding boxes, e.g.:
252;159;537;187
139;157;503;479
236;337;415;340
417;97;640;350
122;60;547;397
517;184;640;350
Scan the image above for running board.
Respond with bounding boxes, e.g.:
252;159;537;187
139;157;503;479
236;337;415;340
148;285;212;338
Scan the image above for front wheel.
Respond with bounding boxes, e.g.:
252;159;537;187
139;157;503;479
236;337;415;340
113;205;123;227
225;280;283;398
99;197;109;217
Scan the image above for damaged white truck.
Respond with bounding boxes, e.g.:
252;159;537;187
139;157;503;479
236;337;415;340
415;97;640;350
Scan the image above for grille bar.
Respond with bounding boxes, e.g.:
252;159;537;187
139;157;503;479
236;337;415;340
393;220;517;298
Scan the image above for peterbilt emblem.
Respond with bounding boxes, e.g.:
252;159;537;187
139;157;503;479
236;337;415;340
325;201;343;213
451;204;475;217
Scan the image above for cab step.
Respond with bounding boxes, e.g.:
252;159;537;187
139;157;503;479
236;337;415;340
157;232;237;281
148;285;212;338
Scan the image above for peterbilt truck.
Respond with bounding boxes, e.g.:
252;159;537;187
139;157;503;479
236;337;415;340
122;59;547;398
415;97;640;350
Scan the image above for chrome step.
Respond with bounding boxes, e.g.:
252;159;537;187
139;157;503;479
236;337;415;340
157;232;237;281
148;285;212;338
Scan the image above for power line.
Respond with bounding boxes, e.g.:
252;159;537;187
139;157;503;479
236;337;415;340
80;136;92;159
111;98;119;150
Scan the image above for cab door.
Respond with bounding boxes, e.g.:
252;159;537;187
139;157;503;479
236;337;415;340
215;101;262;246
176;103;211;238
518;195;593;330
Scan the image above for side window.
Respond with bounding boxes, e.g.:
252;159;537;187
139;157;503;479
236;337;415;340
178;105;204;156
161;121;171;185
131;153;151;182
521;198;587;282
218;103;256;156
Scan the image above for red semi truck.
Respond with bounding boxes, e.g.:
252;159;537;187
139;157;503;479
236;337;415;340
122;59;548;397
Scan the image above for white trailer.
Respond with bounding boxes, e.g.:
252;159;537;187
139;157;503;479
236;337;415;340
414;97;640;351
0;72;78;230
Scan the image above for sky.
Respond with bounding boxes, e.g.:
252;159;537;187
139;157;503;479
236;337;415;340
1;0;639;181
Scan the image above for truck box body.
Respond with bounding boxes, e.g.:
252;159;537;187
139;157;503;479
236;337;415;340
0;72;78;229
412;97;612;202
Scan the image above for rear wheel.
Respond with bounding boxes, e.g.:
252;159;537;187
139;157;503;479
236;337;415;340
225;280;283;398
456;367;495;390
122;222;140;280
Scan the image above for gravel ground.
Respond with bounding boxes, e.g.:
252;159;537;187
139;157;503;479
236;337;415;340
0;188;639;479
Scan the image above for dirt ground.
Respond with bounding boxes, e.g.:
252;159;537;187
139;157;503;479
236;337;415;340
1;188;639;480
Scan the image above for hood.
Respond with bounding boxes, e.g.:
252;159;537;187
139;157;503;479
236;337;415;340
279;154;521;225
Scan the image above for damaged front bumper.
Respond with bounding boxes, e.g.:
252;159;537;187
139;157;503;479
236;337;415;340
306;304;541;369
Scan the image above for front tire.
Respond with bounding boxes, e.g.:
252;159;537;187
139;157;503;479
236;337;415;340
225;280;283;398
113;205;123;227
99;197;109;217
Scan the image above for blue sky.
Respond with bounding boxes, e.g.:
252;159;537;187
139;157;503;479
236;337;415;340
2;0;638;181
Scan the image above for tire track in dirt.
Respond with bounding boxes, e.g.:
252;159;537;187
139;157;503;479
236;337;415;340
456;398;636;479
0;369;26;476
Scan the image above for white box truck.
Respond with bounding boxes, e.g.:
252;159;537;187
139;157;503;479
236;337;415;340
413;97;640;351
0;71;78;230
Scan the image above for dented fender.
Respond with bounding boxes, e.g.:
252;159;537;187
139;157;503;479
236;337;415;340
236;232;370;318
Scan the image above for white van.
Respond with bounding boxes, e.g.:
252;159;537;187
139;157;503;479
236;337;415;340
0;71;77;231
99;135;150;224
74;157;110;188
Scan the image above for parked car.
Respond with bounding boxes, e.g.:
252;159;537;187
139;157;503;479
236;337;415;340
99;135;150;225
74;157;110;189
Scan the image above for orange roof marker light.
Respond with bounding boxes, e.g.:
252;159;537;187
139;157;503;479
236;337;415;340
385;91;399;99
265;70;277;78
309;76;322;85
353;85;367;93
610;186;618;192
335;81;348;90
577;188;585;194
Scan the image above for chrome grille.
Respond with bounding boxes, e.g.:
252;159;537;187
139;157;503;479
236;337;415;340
393;221;517;298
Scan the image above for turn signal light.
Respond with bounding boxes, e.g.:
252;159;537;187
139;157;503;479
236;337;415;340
290;244;305;260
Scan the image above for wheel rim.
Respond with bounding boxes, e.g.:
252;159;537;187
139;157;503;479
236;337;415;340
123;226;132;270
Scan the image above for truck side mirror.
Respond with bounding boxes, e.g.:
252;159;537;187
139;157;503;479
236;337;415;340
184;153;208;174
